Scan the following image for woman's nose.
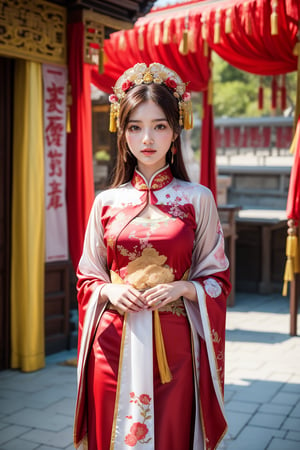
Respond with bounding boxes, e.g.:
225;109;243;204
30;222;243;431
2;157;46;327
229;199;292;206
142;130;154;145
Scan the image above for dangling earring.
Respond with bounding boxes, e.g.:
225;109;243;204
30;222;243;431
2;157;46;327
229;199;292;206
171;142;177;164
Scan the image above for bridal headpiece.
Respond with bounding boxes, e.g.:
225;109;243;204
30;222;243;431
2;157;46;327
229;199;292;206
109;62;193;132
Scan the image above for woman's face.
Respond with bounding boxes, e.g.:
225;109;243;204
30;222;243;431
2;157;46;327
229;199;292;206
125;100;176;179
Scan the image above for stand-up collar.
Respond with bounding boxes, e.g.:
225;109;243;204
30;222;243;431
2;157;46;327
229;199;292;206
131;165;173;191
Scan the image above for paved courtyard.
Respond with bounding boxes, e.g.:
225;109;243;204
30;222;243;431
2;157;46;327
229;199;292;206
0;292;299;449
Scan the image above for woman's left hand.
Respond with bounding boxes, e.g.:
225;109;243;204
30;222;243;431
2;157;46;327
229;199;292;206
142;280;197;309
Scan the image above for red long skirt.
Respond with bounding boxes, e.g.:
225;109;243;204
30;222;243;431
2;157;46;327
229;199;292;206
87;310;194;449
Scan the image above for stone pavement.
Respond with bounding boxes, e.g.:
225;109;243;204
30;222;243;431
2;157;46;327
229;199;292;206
0;292;299;450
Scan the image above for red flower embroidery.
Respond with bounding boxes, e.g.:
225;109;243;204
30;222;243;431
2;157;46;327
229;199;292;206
125;433;138;447
125;392;152;446
165;77;177;90
130;422;149;440
122;80;134;92
108;94;118;103
139;394;151;405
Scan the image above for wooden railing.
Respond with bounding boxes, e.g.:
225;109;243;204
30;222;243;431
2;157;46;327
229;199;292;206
218;205;241;307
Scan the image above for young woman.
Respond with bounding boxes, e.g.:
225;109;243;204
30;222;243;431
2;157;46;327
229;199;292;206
74;63;231;450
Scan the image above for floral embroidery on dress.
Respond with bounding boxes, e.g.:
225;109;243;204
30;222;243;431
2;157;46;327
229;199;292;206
159;299;186;316
124;392;152;447
203;278;222;298
151;173;172;190
213;244;227;266
126;248;174;290
117;245;139;261
211;329;221;344
168;204;188;219
131;167;173;192
107;236;115;249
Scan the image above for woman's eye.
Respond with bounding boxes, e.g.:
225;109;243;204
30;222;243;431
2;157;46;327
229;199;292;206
155;123;166;130
128;125;140;132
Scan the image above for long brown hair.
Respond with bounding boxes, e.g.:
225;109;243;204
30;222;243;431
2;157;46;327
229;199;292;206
110;83;190;187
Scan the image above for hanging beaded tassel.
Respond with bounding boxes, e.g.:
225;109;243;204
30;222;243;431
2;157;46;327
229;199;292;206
182;100;193;130
109;103;119;133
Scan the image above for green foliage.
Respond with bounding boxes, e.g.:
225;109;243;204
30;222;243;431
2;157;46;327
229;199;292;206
95;149;110;161
190;52;297;152
208;53;296;118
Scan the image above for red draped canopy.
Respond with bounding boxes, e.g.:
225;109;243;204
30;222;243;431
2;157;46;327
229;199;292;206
95;0;299;87
91;0;299;197
67;0;300;270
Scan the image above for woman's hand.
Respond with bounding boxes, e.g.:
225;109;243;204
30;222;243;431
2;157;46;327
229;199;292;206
142;281;197;309
101;284;147;313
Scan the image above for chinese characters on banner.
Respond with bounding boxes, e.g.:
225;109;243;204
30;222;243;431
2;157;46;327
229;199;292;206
43;64;68;262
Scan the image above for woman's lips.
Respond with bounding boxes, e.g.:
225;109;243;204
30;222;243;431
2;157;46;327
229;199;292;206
141;149;156;156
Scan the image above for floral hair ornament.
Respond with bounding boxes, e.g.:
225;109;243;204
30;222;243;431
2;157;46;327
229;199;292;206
109;62;193;132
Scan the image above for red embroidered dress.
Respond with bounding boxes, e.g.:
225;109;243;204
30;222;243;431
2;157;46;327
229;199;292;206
75;165;231;450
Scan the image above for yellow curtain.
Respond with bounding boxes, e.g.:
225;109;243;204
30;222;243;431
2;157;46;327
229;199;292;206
11;60;45;372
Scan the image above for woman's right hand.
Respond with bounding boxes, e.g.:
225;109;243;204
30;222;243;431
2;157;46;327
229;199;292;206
101;284;147;313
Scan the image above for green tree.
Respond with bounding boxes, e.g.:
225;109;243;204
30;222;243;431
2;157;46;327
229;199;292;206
192;53;297;119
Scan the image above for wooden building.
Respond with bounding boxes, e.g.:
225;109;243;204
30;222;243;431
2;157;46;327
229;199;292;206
0;0;154;371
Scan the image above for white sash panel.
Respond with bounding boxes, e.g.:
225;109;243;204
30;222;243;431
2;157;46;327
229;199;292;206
111;310;155;449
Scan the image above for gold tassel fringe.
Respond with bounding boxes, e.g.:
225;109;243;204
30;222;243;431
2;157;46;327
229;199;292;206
271;0;278;36
201;17;208;57
282;233;300;296
138;27;144;51
203;40;208;57
188;27;196;53
118;32;126;51
179;28;189;55
154;310;172;384
162;19;171;44
154;23;160;46
214;11;221;44
225;9;232;34
294;237;300;273
271;12;278;35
